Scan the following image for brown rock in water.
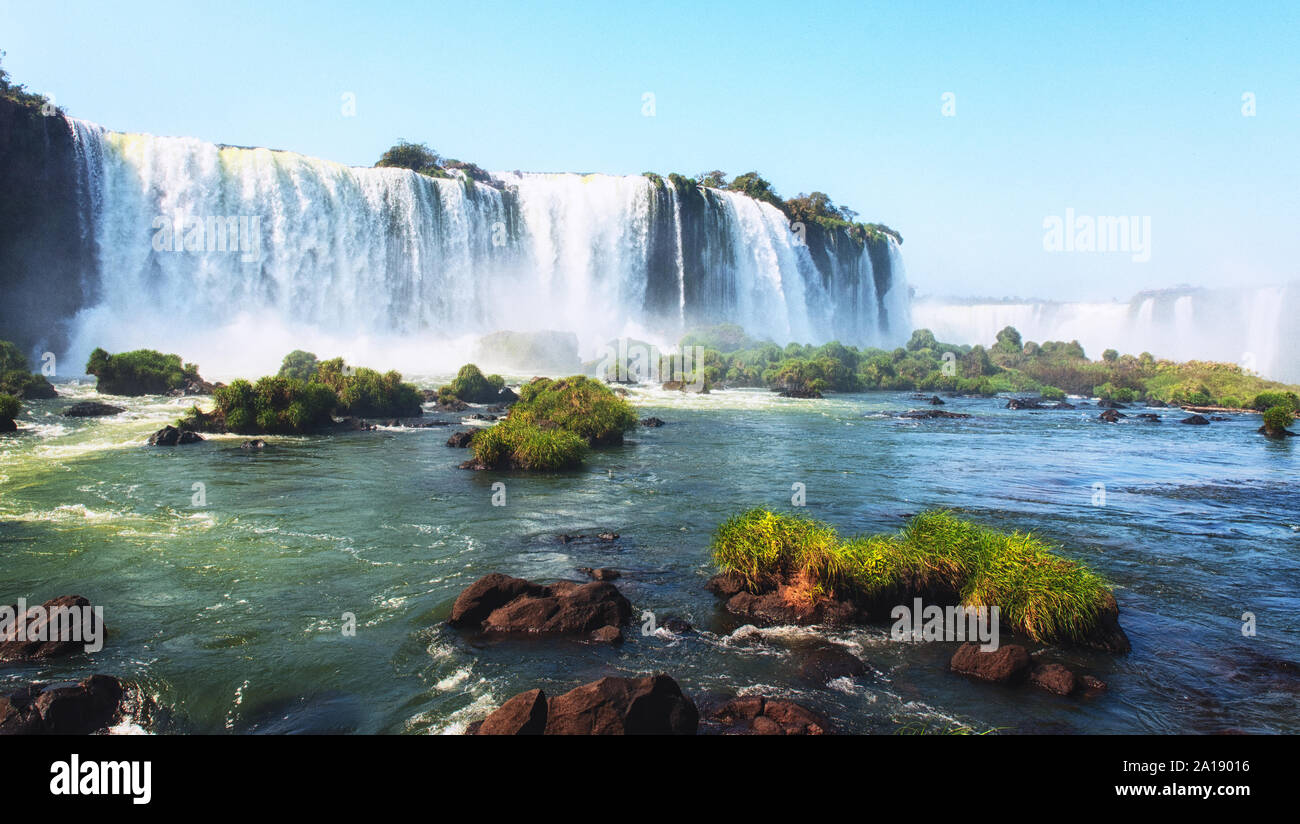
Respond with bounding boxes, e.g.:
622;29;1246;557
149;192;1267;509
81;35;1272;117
471;674;698;735
478;689;547;735
0;674;125;735
63;401;124;417
1029;662;1078;696
709;695;829;735
448;573;631;635
1099;409;1125;423
950;643;1031;683
0;595;104;662
590;625;623;644
1180;414;1210;425
146;425;204;446
445;429;475;448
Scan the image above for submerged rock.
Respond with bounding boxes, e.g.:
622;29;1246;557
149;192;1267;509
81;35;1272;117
1179;414;1211;425
474;674;698;735
576;567;620;581
240;439;267;449
63;401;124;417
896;409;972;420
1097;400;1129;409
1099;409;1126;423
640;416;665;427
796;644;868;686
146;425;204;445
448;573;631;636
0;674;126;735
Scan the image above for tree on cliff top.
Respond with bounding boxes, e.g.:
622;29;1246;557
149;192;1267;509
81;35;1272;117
375;140;445;177
0;51;60;113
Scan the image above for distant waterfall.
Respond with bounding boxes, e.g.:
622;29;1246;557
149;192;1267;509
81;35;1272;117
54;121;905;376
911;286;1299;383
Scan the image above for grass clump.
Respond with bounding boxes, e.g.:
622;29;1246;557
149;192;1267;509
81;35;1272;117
513;376;637;445
469;414;587;470
710;508;1117;647
86;348;201;395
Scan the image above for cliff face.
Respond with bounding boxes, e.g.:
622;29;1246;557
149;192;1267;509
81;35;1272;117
0;98;96;360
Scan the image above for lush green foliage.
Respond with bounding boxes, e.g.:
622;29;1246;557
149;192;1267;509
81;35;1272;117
1251;391;1299;413
1263;405;1295;433
375;140;446;177
675;323;1300;405
0;51;58;112
0;392;21;419
314;358;422;417
86;348;200;395
278;350;320;382
711;508;1116;646
514;376;638;445
470;414;588;470
191;376;337;435
437;364;505;404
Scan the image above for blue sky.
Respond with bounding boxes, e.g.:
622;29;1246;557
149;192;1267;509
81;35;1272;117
3;0;1297;301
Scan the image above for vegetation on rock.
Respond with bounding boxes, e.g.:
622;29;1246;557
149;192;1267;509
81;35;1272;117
711;508;1118;647
85;348;202;395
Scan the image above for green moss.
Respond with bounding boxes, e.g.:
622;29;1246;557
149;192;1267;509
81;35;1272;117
710;508;1117;647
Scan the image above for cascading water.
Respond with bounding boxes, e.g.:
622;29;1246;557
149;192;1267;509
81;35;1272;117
911;284;1299;383
53;120;905;377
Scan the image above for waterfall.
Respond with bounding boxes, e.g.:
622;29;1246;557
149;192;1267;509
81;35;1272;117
50;121;905;378
911;285;1299;383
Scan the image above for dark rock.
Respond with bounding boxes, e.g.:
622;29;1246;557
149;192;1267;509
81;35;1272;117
1136;413;1160;422
1099;409;1126;423
659;617;692;634
468;413;497;421
496;386;519;404
896;409;972;419
597;531;619;542
1007;397;1044;410
1210;416;1231;422
640;416;665;427
664;380;709;394
776;387;822;398
1029;662;1078;695
1180;414;1210;425
539;673;698;735
927;395;945;405
950;643;1031;683
1098;400;1129;409
435;398;469;412
448;573;632;636
146;425;204;445
63;401;124;417
0;418;15;432
590;625;623;644
240;439;267;449
1259;424;1299;438
478;689;547;735
1080;591;1132;653
1080;675;1108;691
797;645;868;685
0;595;104;661
0;674;125;735
445;430;475;448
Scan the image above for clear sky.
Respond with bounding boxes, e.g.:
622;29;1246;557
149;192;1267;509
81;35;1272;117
3;0;1297;302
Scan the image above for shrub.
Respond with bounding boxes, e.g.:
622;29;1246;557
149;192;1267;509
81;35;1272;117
0;392;20;419
316;358;422;417
205;376;337;435
1263;405;1294;434
710;508;1117;647
85;348;200;395
470;415;587;470
1039;386;1066;401
514;376;637;445
1252;391;1299;413
278;350;319;382
438;364;505;404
